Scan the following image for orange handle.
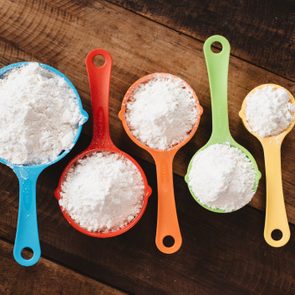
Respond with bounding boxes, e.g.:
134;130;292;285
85;49;113;148
153;152;182;254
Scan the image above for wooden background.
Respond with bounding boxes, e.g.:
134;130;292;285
0;0;294;294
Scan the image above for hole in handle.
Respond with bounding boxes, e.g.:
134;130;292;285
21;247;34;260
163;235;175;247
271;229;283;241
93;54;105;67
211;41;223;53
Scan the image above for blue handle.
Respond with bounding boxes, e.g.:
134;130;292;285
13;166;43;266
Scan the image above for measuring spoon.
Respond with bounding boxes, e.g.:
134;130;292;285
119;73;203;254
185;35;261;212
240;84;294;247
0;62;88;266
55;49;152;237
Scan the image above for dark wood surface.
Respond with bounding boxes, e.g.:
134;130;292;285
0;239;125;295
108;0;295;81
0;0;294;294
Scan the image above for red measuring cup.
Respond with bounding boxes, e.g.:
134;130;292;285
55;49;152;237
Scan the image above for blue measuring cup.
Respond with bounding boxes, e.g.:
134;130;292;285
0;62;88;266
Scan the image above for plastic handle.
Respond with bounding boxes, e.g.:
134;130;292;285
13;167;43;266
203;35;231;142
262;141;290;247
153;152;182;254
85;49;113;148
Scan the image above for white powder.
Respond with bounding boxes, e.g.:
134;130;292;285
0;63;83;165
59;152;145;232
245;85;295;137
187;144;256;212
125;74;198;150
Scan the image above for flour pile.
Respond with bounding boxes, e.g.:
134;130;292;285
125;74;198;150
0;63;83;165
187;144;256;212
59;152;145;232
245;85;295;137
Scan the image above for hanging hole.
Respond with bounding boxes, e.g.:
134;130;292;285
21;247;34;260
163;235;175;247
211;41;223;53
93;55;105;67
271;229;283;241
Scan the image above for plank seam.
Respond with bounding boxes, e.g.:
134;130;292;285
104;0;294;83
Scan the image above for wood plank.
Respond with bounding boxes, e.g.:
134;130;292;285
0;153;295;294
107;0;295;81
0;239;125;295
0;0;294;221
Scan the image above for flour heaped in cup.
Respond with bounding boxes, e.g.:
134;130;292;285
0;63;83;165
59;152;145;232
125;74;199;150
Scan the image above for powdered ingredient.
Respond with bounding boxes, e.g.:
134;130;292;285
59;152;145;232
125;74;198;150
245;85;295;137
187;144;256;212
0;63;83;165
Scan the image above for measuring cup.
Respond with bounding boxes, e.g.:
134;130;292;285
119;73;203;254
240;84;295;247
185;35;261;213
0;62;88;266
55;49;152;237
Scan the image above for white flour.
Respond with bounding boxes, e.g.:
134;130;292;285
0;63;83;165
59;152;145;232
125;74;198;150
187;144;256;212
245;85;295;137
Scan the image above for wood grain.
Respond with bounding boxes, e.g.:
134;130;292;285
0;153;295;294
0;239;125;295
1;1;295;294
107;0;295;81
0;0;294;221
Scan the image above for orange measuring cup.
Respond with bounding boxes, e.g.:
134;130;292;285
119;73;203;253
55;49;152;237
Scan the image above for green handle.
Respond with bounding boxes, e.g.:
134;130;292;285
203;35;231;143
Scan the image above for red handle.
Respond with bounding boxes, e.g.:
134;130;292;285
85;49;113;148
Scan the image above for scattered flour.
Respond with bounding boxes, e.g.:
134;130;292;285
245;85;295;137
187;144;256;212
0;63;83;165
59;152;145;232
125;74;198;150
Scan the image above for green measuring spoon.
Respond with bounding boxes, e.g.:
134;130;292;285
185;35;261;213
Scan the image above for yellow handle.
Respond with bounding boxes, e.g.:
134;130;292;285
153;152;182;254
263;140;290;247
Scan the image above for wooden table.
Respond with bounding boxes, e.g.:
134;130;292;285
0;0;294;294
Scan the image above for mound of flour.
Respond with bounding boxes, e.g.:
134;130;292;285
0;63;83;165
245;85;295;137
125;74;198;150
59;152;145;232
187;144;256;212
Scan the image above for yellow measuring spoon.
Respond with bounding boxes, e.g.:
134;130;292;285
240;84;295;247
